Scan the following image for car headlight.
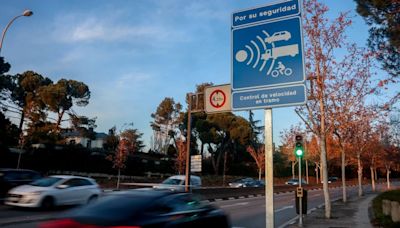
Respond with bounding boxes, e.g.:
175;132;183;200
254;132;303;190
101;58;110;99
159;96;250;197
29;191;43;196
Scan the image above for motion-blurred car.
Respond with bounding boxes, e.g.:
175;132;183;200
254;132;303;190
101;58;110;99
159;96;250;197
285;178;307;186
229;178;264;188
5;175;101;208
39;190;231;228
328;177;339;182
153;175;201;191
322;177;339;184
0;169;42;197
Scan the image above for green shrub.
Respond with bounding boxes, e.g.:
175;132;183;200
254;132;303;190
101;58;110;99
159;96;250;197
372;190;400;228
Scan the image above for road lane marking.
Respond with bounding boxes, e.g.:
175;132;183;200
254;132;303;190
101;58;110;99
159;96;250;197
274;205;294;212
220;202;249;208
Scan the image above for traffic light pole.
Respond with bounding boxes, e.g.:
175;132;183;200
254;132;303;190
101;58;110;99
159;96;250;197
299;156;303;226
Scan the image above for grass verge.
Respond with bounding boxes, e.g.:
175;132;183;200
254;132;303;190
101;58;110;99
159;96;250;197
372;190;400;228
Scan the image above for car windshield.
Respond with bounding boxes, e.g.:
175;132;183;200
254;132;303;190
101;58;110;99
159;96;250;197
30;177;62;187
69;194;156;219
162;178;182;185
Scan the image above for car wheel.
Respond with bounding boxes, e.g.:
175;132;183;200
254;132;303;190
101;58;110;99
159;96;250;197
41;196;54;210
87;195;98;204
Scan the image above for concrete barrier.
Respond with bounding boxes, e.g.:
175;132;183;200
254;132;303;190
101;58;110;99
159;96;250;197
382;199;391;216
391;201;400;222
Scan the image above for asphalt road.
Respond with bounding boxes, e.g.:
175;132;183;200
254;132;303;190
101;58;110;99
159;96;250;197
213;182;396;228
0;183;394;228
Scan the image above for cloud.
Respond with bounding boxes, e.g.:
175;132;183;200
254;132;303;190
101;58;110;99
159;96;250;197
53;14;189;44
115;72;153;88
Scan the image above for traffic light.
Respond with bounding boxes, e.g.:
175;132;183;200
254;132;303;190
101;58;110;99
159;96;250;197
294;135;304;158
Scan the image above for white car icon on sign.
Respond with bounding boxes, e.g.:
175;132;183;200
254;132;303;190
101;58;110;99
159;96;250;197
265;31;291;43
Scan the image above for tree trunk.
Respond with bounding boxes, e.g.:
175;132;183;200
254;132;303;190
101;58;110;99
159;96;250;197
341;145;347;203
370;167;376;191
210;145;222;175
259;167;262;181
386;168;391;190
292;161;296;179
56;109;65;132
315;162;319;184
18;111;25;132
357;153;363;197
222;150;227;186
117;168;121;190
320;133;331;218
306;160;309;184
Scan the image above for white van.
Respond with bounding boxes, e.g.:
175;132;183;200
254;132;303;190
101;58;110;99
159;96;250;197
153;175;201;191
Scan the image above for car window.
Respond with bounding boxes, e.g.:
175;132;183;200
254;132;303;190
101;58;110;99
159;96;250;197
168;194;204;212
19;171;35;180
162;178;183;185
190;178;200;186
62;178;86;187
147;202;174;215
3;172;19;181
30;177;62;187
78;179;94;186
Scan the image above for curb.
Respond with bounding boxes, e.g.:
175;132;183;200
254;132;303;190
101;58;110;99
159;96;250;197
0;215;57;227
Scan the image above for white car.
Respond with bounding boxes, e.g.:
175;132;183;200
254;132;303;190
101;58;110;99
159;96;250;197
5;175;101;208
153;175;201;191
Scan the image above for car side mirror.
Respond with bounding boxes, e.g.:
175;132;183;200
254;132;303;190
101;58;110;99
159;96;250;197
57;184;69;189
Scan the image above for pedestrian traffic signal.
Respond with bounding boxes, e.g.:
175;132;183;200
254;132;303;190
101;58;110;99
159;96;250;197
294;135;304;157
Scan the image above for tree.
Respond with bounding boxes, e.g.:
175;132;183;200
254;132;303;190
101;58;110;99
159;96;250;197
348;107;376;196
0;57;11;109
10;71;52;135
0;112;19;149
39;79;90;132
280;125;303;179
150;97;182;154
106;126;144;189
246;145;265;180
354;0;400;81
248;110;264;148
328;44;375;202
295;0;355;218
70;115;97;140
104;126;119;152
175;139;187;174
206;113;252;183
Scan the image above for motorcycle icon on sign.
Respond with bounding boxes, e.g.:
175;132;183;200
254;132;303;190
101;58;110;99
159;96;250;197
271;61;293;77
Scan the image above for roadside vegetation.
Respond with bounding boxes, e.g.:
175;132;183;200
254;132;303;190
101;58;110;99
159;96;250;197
372;190;400;228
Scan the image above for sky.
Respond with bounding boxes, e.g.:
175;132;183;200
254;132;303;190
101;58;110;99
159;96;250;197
0;0;374;149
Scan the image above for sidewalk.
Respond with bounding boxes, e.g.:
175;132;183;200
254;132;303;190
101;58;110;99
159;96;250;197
286;193;377;228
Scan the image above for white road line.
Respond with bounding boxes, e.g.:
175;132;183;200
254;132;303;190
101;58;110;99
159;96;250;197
274;205;294;213
220;202;249;208
278;197;342;228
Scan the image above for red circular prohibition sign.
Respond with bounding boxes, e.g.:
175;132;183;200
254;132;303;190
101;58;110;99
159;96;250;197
209;89;226;108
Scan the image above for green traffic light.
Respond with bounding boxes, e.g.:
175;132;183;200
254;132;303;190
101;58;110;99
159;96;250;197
295;148;304;157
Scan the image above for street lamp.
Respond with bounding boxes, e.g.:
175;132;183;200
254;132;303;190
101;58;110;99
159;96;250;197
0;9;33;56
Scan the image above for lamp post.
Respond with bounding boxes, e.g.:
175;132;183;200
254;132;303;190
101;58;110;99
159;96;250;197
0;9;33;56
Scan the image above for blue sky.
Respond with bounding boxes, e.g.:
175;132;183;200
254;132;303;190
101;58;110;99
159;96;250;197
0;0;373;148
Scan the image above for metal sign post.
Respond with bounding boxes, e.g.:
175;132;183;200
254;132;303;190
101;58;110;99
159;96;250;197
185;93;193;193
265;109;274;228
231;1;306;227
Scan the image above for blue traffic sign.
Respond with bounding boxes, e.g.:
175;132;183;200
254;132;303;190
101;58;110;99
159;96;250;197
231;0;306;110
232;84;306;110
232;17;305;90
232;0;300;27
